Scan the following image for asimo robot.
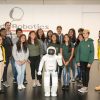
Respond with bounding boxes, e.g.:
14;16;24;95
38;46;62;96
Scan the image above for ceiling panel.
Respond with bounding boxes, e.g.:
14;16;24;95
0;0;43;4
0;0;100;4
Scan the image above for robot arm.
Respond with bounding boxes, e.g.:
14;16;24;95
56;53;63;66
38;56;45;75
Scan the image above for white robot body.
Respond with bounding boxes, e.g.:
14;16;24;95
38;46;62;96
41;55;57;71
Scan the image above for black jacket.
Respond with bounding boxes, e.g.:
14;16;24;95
3;37;13;59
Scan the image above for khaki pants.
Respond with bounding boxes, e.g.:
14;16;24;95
0;62;4;89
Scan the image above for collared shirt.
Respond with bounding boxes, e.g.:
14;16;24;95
57;33;63;44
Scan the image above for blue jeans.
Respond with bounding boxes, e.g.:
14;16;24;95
11;57;17;81
15;62;26;85
77;66;82;80
63;64;70;85
71;58;76;80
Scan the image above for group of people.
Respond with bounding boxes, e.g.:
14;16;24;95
0;21;99;96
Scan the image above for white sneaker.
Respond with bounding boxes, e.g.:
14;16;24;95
78;87;88;93
33;82;36;87
36;80;41;87
51;92;57;96
71;78;75;82
21;84;26;89
3;82;10;88
45;92;50;97
18;85;22;90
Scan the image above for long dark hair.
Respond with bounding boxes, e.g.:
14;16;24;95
36;28;45;42
0;35;3;44
68;28;76;43
51;33;59;44
46;30;53;41
16;34;27;53
75;33;84;47
28;31;39;45
63;34;72;52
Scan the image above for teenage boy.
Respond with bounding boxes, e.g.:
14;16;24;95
76;29;94;93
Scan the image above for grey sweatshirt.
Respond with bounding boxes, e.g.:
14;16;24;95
12;44;29;61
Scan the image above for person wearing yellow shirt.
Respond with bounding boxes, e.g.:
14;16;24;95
95;31;100;91
0;35;6;94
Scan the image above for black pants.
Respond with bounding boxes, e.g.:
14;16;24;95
3;57;10;82
58;66;63;79
29;55;41;80
80;61;90;87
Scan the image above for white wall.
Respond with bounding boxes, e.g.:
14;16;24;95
0;4;100;59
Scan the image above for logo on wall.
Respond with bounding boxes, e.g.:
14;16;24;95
9;7;24;22
8;6;49;32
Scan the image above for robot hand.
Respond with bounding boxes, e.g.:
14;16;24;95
57;53;63;66
58;53;62;59
38;71;41;75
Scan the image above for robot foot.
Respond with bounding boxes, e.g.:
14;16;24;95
45;92;50;97
51;92;57;96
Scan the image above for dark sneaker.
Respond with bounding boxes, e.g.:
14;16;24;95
0;90;5;94
62;85;65;90
3;82;10;87
13;80;17;84
23;80;28;84
65;85;69;90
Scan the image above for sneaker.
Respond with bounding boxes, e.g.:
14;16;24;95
33;81;36;87
36;80;41;87
51;92;57;96
95;86;100;91
13;80;17;84
3;82;10;87
77;83;83;87
78;87;88;93
62;85;65;90
65;85;69;89
81;87;88;91
75;76;79;81
23;80;28;84
45;92;50;97
78;79;82;83
0;90;5;94
1;79;3;83
18;85;22;90
72;78;75;82
21;84;26;89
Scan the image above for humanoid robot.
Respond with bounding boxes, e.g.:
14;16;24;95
38;46;62;96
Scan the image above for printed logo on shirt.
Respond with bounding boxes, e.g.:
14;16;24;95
88;45;90;47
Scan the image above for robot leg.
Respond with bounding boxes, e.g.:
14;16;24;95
44;71;50;96
51;71;58;96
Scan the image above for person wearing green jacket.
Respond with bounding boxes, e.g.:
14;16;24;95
75;33;84;82
76;29;94;93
